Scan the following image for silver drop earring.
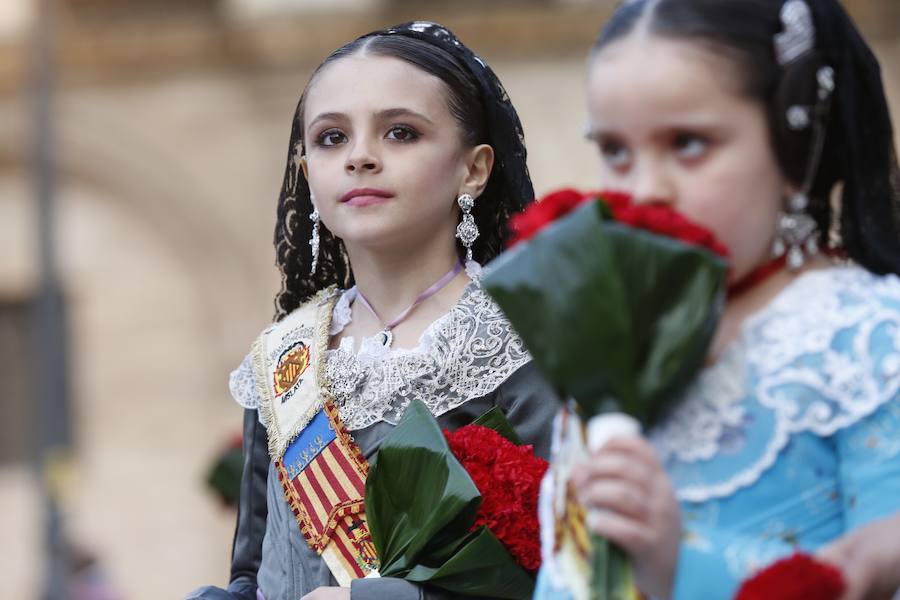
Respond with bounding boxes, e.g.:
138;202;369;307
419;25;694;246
772;192;819;269
455;193;479;263
309;195;320;275
772;64;835;270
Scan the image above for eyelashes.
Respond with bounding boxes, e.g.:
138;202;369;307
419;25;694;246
314;128;347;147
599;138;632;169
673;133;709;160
594;132;712;171
385;125;420;142
311;124;422;148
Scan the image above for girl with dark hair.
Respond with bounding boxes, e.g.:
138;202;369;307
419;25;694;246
536;1;900;599
187;21;555;600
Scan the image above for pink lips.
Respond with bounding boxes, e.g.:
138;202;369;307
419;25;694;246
339;187;394;207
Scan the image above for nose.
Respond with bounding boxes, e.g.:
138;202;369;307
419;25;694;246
345;137;381;174
631;158;674;206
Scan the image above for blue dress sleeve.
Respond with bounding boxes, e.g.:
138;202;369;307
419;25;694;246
674;369;900;598
835;396;900;529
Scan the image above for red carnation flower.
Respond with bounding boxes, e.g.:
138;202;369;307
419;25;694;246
735;553;845;600
507;188;729;259
608;200;730;259
444;425;549;572
508;188;595;247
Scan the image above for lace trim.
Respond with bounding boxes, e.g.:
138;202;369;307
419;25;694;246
330;288;354;336
323;282;532;430
229;354;258;409
329;286;443;365
651;266;900;503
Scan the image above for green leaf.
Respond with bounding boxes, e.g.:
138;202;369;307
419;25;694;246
366;400;536;597
471;406;523;445
366;400;482;576
482;201;726;426
589;533;635;600
404;527;535;599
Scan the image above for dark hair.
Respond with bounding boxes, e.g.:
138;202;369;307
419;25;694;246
299;36;487;150
592;0;900;276
272;27;531;319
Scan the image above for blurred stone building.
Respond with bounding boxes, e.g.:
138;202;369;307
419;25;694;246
0;0;897;598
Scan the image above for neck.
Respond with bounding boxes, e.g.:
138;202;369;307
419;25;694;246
344;239;467;322
729;253;831;308
710;253;831;362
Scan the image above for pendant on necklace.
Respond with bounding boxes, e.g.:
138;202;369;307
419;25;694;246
378;329;393;348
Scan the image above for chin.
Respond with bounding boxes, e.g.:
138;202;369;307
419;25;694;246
334;222;412;250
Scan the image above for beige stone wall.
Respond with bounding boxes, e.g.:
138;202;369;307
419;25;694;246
0;4;898;599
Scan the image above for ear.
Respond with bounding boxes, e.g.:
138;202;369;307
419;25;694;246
461;144;494;198
299;155;310;184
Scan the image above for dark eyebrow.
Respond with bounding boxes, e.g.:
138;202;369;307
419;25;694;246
584;124;620;141
307;112;346;130
308;108;436;130
376;108;436;126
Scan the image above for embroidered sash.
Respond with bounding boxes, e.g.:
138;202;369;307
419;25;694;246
253;288;377;585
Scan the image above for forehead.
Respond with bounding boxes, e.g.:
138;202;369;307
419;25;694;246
304;53;451;124
587;35;752;125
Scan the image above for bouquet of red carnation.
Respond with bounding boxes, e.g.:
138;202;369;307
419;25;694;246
364;400;547;599
735;553;845;600
490;187;728;426
482;189;729;600
445;423;547;573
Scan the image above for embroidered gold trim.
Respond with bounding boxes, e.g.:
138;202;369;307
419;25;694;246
251;334;279;458
324;398;368;477
254;286;339;459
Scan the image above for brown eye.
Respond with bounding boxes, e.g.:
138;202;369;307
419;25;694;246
316;129;347;147
385;125;419;142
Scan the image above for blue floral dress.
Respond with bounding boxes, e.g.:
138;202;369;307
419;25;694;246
535;265;900;599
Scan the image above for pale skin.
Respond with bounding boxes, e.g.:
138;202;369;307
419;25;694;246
301;53;493;354
575;31;832;599
296;51;494;600
817;512;900;600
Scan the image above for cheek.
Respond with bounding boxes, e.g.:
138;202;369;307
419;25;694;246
398;148;465;209
678;165;782;278
598;164;627;190
305;152;339;195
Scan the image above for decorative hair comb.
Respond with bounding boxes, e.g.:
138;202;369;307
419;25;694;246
774;0;815;66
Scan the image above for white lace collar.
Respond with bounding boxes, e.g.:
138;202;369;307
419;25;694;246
322;282;532;431
651;265;900;503
328;286;447;366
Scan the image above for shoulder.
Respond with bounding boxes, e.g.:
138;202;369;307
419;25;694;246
443;283;532;373
743;265;900;378
743;265;900;437
265;287;341;341
653;265;900;502
454;283;527;341
750;264;900;333
227;287;341;411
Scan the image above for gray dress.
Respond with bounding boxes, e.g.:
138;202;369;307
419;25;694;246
188;284;557;600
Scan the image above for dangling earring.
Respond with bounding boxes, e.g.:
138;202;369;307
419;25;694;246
455;193;478;263
309;196;320;275
772;191;819;269
772;65;835;270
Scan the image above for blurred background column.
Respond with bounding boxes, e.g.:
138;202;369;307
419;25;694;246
30;0;74;598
